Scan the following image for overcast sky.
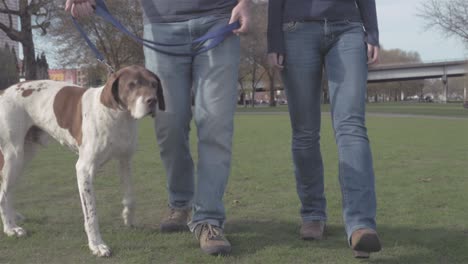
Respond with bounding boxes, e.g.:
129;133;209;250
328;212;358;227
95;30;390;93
377;0;466;62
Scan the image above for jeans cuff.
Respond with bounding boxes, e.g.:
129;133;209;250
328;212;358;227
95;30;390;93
168;203;192;210
302;215;327;223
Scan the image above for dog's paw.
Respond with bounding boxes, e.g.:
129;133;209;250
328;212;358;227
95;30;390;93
90;243;112;257
4;227;27;237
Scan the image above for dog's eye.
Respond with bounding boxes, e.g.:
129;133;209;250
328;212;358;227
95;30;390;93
128;81;137;90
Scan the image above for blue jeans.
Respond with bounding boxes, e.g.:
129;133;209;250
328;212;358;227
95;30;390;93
280;20;377;242
143;14;240;231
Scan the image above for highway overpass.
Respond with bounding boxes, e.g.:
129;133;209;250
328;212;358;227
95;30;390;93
368;60;467;83
368;60;467;102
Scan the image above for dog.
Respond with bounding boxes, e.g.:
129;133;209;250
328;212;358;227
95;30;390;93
0;65;165;257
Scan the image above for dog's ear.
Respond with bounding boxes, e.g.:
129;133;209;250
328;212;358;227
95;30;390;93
100;73;122;109
148;70;166;111
156;79;165;111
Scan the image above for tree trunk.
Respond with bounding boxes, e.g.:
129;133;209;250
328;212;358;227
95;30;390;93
268;69;276;107
238;80;245;106
20;8;36;80
251;63;257;108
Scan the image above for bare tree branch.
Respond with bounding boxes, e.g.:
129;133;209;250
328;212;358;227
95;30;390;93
418;0;468;45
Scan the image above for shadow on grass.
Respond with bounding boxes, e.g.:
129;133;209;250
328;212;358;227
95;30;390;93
225;219;468;263
2;217;467;263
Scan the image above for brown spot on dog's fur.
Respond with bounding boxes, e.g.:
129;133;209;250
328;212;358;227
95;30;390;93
53;86;88;146
16;80;35;89
0;149;4;172
22;89;34;97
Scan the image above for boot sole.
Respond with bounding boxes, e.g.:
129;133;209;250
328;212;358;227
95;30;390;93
352;233;382;252
353;250;370;258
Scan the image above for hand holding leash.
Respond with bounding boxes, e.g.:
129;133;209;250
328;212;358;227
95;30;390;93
65;0;96;18
229;0;251;35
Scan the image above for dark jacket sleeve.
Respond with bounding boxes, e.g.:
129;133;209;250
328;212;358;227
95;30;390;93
356;0;379;46
267;0;285;54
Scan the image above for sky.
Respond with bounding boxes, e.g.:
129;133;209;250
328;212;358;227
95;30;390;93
377;0;466;62
34;0;467;67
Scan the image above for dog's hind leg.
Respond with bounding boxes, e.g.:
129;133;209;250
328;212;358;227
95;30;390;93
12;127;45;223
75;157;111;257
0;145;27;237
119;156;135;227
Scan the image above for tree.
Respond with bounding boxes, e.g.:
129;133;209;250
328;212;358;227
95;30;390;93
0;44;19;89
239;2;268;107
0;0;54;80
419;0;468;45
36;52;49;79
46;0;144;70
239;2;283;107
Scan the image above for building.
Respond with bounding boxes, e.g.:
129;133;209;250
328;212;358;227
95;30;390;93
48;68;87;87
49;69;78;84
0;0;19;55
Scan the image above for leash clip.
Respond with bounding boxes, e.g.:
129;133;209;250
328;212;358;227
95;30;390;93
99;59;115;74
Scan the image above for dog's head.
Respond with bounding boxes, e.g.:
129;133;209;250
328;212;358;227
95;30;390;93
100;65;165;119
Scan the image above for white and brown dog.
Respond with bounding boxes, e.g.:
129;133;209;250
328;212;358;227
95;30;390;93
0;65;165;257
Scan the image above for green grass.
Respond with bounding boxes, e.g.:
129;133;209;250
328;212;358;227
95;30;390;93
0;114;467;263
237;102;468;118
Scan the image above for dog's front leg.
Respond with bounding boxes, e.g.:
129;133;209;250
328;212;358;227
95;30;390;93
119;156;135;227
76;159;111;257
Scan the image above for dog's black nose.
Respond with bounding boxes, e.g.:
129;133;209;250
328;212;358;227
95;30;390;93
146;97;157;106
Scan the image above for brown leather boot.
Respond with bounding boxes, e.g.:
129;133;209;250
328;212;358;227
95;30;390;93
194;223;231;255
300;221;325;240
351;228;382;258
159;207;190;233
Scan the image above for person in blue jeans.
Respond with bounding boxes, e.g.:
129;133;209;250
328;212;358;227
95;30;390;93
66;0;251;256
267;0;381;258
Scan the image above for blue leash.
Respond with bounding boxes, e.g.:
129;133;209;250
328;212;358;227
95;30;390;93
72;0;241;72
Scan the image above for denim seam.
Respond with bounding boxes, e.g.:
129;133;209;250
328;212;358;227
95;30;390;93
338;148;349;214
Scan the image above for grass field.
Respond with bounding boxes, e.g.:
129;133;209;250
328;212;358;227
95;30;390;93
237;102;468;118
0;110;467;263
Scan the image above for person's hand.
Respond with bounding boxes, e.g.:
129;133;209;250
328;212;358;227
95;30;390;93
229;0;251;35
65;0;96;18
268;53;284;70
367;44;379;65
